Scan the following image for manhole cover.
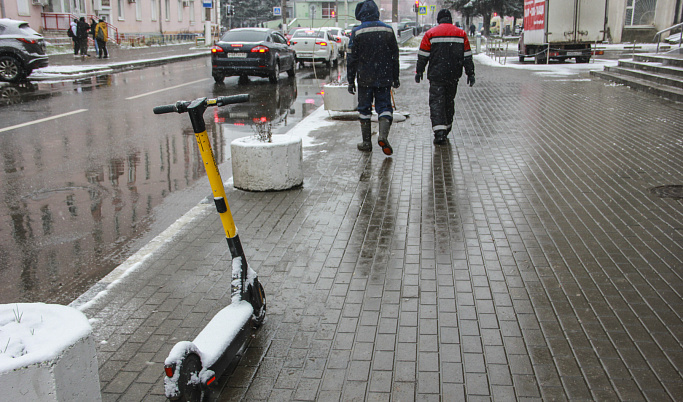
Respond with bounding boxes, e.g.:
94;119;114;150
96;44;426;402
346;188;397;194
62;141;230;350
649;185;683;200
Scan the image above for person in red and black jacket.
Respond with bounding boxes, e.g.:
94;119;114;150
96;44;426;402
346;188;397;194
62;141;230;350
415;9;475;145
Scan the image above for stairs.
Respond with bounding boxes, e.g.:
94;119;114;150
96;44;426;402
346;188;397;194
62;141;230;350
590;48;683;103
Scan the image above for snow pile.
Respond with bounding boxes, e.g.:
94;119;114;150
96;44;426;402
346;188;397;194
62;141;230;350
0;303;92;372
474;53;618;75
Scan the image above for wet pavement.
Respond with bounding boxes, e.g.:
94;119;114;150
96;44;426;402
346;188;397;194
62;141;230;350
0;44;342;305
30;44;683;399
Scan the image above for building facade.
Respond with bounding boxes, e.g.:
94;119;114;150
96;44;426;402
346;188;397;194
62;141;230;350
1;0;681;42
2;0;216;37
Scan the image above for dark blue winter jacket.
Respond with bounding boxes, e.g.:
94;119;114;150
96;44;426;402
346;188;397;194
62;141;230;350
346;0;399;88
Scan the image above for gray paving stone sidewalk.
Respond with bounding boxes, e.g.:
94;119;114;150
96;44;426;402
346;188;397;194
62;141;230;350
80;58;683;401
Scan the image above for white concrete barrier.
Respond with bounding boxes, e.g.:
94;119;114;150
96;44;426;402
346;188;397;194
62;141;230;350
0;303;101;401
231;134;303;191
323;84;357;112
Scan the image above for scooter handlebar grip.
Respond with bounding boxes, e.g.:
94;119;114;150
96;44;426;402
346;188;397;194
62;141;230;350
153;104;177;114
216;94;249;106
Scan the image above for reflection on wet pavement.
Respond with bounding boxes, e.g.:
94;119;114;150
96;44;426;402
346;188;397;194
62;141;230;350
0;61;346;304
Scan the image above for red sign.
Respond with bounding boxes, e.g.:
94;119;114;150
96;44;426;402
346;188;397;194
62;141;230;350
524;0;545;31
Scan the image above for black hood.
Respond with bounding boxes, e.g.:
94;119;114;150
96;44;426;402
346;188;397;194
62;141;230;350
355;0;380;22
437;9;452;24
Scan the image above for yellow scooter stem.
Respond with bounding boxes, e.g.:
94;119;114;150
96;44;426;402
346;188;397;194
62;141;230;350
194;128;237;239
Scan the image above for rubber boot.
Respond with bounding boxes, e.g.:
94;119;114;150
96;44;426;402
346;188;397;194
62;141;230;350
357;120;372;152
433;130;447;145
377;117;393;156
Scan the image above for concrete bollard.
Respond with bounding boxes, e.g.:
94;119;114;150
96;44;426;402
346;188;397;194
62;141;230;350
0;303;101;401
231;134;303;191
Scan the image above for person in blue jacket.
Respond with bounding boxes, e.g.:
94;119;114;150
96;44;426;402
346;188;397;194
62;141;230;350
347;0;400;155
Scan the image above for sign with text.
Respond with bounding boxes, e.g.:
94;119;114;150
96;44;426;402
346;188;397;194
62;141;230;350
524;0;545;31
202;0;212;8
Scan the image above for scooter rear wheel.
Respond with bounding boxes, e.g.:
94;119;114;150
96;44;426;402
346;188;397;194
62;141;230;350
176;353;203;402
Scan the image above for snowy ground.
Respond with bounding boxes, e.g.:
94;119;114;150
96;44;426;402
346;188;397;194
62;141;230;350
474;53;619;77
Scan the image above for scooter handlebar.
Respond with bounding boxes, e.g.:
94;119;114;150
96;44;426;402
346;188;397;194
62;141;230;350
216;94;249;106
153;95;249;115
153;103;180;114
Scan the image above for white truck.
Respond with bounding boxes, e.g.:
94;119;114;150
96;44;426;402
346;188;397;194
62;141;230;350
518;0;606;63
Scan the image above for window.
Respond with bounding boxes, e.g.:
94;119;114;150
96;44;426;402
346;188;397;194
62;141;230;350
165;0;171;21
118;0;124;20
178;0;183;21
136;0;142;20
272;32;286;44
151;0;157;21
321;2;336;19
16;0;30;16
624;0;657;26
189;0;195;23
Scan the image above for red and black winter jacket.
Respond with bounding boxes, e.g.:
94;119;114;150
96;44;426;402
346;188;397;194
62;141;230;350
416;23;475;85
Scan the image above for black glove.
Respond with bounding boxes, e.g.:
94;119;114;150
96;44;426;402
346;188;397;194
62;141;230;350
415;73;423;83
393;79;400;89
348;82;356;95
467;75;475;87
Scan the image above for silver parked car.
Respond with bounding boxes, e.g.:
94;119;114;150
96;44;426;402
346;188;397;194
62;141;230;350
0;18;48;82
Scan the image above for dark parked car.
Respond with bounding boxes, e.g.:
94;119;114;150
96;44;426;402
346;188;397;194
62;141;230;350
0;18;48;83
211;28;296;84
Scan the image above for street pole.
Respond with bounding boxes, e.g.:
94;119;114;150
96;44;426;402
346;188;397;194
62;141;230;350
159;0;163;37
335;0;338;26
281;0;287;32
345;0;348;28
216;0;220;41
392;0;398;22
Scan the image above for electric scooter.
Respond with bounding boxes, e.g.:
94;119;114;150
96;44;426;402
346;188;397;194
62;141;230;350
154;95;266;401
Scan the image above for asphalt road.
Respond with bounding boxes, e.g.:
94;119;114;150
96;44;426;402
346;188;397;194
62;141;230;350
0;57;343;304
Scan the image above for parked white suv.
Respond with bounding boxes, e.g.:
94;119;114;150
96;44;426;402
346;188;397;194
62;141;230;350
320;27;349;58
289;29;338;67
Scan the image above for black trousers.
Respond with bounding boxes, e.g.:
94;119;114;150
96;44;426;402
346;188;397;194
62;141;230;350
97;39;108;58
428;82;458;134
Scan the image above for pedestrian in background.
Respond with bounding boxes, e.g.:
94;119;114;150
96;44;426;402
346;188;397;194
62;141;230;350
415;9;475;145
470;23;476;37
90;18;99;56
68;19;79;56
347;0;400;156
95;18;109;59
76;17;90;57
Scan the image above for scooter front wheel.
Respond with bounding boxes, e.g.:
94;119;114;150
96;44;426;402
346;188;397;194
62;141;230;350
250;279;266;328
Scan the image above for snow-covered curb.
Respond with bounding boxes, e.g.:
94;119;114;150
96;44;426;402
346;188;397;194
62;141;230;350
70;202;212;311
30;51;210;81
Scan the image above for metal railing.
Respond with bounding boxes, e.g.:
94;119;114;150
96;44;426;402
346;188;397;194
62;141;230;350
486;37;515;64
654;22;683;53
41;13;120;44
397;28;414;45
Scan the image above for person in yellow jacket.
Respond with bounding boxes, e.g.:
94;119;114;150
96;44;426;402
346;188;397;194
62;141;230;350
95;17;109;59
